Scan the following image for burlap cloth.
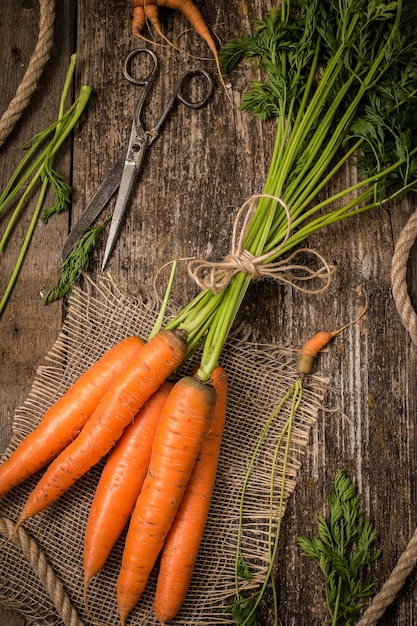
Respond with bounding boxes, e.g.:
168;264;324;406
0;274;329;625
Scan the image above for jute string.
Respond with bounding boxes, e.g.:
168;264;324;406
187;194;333;294
0;0;55;148
356;207;417;625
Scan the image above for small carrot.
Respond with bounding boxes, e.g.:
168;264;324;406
154;365;227;624
131;0;233;106
14;329;187;528
83;380;173;602
0;335;144;498
116;374;217;626
296;295;368;377
296;330;337;377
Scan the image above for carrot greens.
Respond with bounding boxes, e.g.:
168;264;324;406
298;469;381;626
162;0;417;381
42;216;111;305
0;53;91;315
230;378;303;626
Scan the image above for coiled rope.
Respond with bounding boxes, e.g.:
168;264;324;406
391;209;417;345
357;208;417;625
0;0;55;148
0;517;83;626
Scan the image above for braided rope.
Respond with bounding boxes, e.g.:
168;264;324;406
0;517;83;626
0;0;55;148
357;528;417;625
355;210;417;624
391;209;417;344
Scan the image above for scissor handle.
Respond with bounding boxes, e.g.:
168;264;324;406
175;69;213;109
122;48;213;144
123;48;158;86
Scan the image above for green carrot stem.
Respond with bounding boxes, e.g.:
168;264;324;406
148;260;178;340
0;132;47;211
0;90;86;216
330;572;343;626
232;379;303;626
57;53;78;122
0;53;90;315
0;177;49;315
0;87;91;257
0;165;44;253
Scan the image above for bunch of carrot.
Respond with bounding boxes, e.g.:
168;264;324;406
4;0;417;622
0;326;228;624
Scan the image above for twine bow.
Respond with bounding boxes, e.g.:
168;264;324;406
187;194;333;294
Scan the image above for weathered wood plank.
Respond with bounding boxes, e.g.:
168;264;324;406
0;1;75;624
1;1;417;625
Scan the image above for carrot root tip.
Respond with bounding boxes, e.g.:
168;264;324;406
0;519;23;553
296;354;315;376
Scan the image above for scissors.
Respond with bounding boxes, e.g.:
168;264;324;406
62;48;213;272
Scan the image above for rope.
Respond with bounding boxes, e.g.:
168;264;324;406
0;517;84;626
355;209;417;624
391;208;417;344
357;528;417;626
0;0;55;148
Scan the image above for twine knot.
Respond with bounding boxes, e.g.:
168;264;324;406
224;249;261;277
187;194;333;294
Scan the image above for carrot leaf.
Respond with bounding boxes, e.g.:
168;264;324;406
0;54;91;316
42;216;110;305
163;0;417;379
298;469;381;626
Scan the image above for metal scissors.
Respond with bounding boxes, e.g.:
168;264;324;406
62;48;213;271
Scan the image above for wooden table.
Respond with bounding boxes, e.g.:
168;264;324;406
1;1;416;624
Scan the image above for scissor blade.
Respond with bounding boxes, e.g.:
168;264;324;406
100;157;140;273
61;150;127;260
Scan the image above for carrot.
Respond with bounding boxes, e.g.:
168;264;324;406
296;330;337;377
116;374;217;626
0;335;144;498
131;0;233;106
14;329;187;528
154;365;227;624
296;295;368;377
83;380;173;601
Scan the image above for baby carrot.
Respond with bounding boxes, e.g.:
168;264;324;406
0;335;144;497
296;294;368;377
116;374;217;626
154;365;227;624
296;330;337;377
15;329;187;527
83;380;173;600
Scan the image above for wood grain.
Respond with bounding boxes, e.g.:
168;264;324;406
1;1;417;625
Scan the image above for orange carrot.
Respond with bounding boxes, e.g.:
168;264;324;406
131;0;232;105
83;380;173;599
296;330;336;377
0;335;144;497
15;329;187;528
296;296;368;377
116;374;217;626
154;365;227;624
